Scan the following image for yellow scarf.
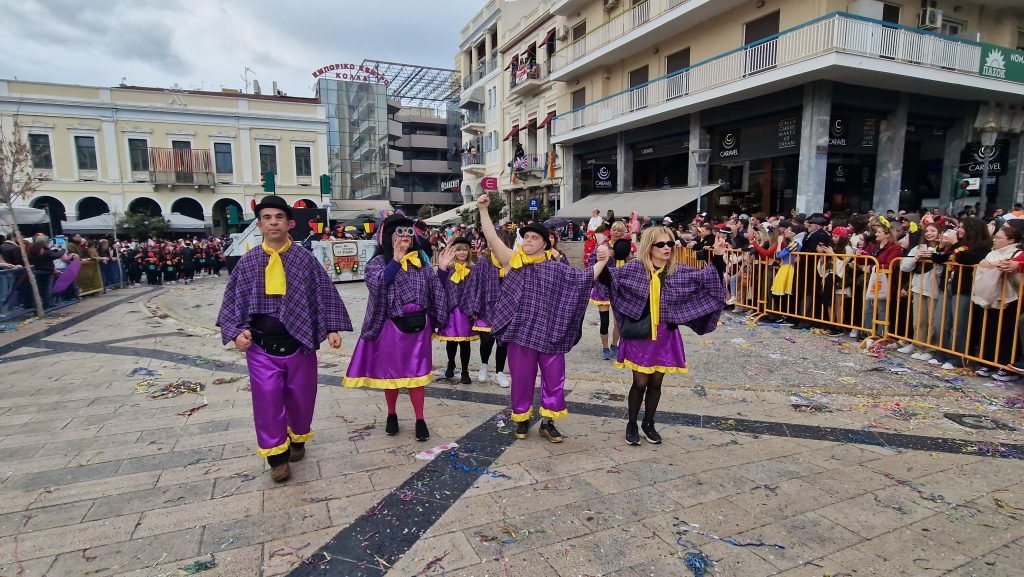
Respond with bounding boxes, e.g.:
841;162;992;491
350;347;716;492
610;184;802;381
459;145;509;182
451;262;471;283
488;251;507;278
615;259;625;267
509;248;549;269
399;251;422;271
262;238;292;295
648;265;665;340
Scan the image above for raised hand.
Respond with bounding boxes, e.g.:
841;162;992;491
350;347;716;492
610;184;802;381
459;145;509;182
477;194;490;209
596;245;610;262
438;245;456;270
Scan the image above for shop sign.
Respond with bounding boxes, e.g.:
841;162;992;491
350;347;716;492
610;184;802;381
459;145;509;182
633;136;688;159
312;63;391;85
717;131;740;158
960;140;1009;176
481;177;499;191
441;179;461;191
593;164;616;190
829;117;848;147
777;117;799;151
827;114;879;153
978;44;1024;84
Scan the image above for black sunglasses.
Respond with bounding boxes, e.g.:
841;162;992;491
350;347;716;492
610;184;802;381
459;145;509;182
652;240;676;248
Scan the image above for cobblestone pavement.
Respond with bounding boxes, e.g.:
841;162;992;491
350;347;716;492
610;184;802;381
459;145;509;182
0;274;1021;577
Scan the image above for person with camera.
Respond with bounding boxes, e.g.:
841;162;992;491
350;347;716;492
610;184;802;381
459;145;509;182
217;196;352;483
343;214;455;443
599;226;727;445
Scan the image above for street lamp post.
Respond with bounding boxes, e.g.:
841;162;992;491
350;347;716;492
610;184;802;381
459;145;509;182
691;148;711;215
978;120;1000;217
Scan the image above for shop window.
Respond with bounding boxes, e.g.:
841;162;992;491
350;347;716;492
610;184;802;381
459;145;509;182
29;134;52;169
75;136;97;171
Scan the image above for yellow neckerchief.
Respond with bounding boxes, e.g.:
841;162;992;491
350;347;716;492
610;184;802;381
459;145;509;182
400;251;422;271
647;264;666;340
615;259;625;267
509;247;549;269
262;238;292;295
489;251;507;278
450;261;471;283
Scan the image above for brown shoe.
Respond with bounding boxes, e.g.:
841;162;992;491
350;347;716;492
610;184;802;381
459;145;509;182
270;462;291;482
289;445;305;462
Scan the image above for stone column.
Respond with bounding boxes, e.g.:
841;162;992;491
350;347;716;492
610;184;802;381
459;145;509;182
484;30;494;72
617;132;632;193
872;93;909;212
796;81;832;215
998;134;1023;208
688;113;707;188
939;117;969;213
565;145;580;204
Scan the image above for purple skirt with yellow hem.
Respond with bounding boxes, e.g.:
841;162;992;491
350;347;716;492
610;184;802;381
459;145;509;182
434;307;479;342
614;323;687;374
343;304;433;389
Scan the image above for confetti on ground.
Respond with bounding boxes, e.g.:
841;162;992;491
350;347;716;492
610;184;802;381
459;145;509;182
447;448;509;479
176;402;208;417
177;554;216;574
415;442;459;461
691;384;707;397
683;551;713;577
675;520;787;550
211;376;244;385
791;394;830;412
143;379;206;399
881;472;948;503
126;367;159;377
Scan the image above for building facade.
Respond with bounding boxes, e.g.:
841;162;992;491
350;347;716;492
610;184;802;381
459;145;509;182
546;0;1024;217
0;80;327;235
391;106;463;208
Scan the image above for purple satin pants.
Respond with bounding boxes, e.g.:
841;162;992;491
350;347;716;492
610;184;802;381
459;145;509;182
507;342;567;422
246;344;318;457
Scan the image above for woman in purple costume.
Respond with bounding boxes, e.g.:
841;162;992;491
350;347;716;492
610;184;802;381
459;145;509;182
343;214;454;442
589;221;634;360
601;226;727;446
434;237;479;384
476;195;610;443
468;230;511;387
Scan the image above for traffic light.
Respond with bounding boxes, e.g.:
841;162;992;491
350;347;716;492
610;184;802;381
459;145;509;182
319;174;332;195
261;170;276;192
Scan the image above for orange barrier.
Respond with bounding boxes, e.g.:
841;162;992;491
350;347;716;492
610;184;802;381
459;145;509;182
884;257;1023;372
674;246;707;269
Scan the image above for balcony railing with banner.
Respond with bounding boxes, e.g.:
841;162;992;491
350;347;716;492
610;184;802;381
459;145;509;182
552;12;986;138
690;247;1024;376
149;148;215;186
461;150;487;167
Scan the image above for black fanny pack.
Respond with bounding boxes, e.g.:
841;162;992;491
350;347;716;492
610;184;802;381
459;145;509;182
392;311;427;333
620;313;652;340
255;334;302;356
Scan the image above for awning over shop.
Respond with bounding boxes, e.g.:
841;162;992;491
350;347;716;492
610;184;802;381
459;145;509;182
423;200;477;226
502;125;520;141
328;199;395;221
555;185;720;219
166;213;210;232
61;213;115;234
536;110;556;129
0;207;48;228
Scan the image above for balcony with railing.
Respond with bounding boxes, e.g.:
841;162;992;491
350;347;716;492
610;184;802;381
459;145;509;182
461;149;488;174
510;151;556;179
553;13;1010;142
549;0;745;81
148;148;214;187
462;109;485;134
509;62;547;97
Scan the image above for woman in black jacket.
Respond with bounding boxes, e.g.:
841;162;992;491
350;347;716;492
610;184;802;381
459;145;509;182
929;217;991;369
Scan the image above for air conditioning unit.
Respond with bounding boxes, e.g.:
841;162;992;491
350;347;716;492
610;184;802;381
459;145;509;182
919;7;942;30
556;25;569;41
603;0;619;11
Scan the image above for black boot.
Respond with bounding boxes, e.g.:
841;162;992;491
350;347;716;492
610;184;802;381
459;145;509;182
515;419;530;439
385;414;399;436
415;419;430;441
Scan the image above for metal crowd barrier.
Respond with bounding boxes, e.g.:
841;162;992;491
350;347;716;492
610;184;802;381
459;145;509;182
680;247;1024;374
885;257;1023;371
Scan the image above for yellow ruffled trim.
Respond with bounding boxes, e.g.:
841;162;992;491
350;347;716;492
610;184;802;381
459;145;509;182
432;334;481;342
589;299;611;306
257;439;290;458
472;326;492;332
539;407;568;419
287;427;314;443
614;359;689;375
510;408;532;422
342;373;433;389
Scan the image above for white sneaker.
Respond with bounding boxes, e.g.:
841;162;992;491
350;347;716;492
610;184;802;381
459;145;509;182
865;339;876;347
495;371;510;388
849;329;858;338
478;364;490;383
927;358;941;365
899;344;916;354
916;353;934;362
941;362;956;370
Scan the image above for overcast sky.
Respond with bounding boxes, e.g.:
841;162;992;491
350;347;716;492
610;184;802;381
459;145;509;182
0;0;471;97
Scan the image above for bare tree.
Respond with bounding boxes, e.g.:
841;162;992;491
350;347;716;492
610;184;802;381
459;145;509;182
0;115;46;318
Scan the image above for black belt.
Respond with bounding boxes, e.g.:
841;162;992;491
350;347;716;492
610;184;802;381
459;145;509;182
253;334;302;356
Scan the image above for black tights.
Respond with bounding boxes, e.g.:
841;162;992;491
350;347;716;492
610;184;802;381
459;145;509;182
627;371;664;425
479;334;507;372
599;310;610;335
446;341;471;372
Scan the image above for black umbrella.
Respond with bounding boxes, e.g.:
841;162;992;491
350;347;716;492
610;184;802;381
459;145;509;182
543;216;571;228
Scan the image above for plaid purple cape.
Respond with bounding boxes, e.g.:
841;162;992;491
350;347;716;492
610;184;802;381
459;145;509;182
606;260;725;336
443;265;478;315
358;255;449;340
465;256;501;322
491;259;594;355
217;246;353;351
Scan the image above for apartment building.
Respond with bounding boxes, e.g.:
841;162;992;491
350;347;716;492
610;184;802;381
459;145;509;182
391;106;463;208
0;80;327;235
546;0;1024;217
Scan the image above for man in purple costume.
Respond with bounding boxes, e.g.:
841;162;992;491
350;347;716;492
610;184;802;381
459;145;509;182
217;195;352;482
476;195;610;443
